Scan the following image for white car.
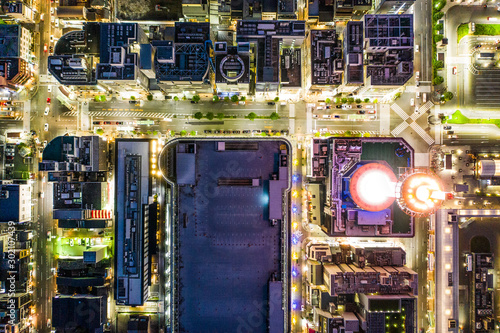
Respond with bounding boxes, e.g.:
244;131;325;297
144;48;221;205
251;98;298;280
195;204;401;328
410;98;415;107
50;7;54;15
322;114;331;119
342;104;352;110
365;105;374;109
415;71;420;80
48;85;52;93
44;106;50;115
423;93;427;103
44;123;49;131
415;44;419;52
312;114;319;118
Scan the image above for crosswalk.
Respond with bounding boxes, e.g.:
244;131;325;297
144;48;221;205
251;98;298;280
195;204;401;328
409;121;434;145
391;103;409;121
418;101;433;114
62;110;176;119
391;121;410;136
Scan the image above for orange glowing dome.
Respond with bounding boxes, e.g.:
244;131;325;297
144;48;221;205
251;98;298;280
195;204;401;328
349;163;398;212
397;169;444;216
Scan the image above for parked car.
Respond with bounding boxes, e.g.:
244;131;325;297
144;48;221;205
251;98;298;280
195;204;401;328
443;125;452;130
368;110;376;114
204;130;212;134
44;123;49;131
267;102;275;106
44;106;49;115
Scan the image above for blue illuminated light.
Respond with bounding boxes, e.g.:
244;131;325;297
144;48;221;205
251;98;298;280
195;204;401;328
292;268;298;277
292;302;298;310
292;205;297;213
292;235;299;245
292;174;299;182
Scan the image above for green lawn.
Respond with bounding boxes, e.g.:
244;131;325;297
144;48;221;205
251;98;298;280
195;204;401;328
457;24;470;43
474;24;500;36
447;110;500;127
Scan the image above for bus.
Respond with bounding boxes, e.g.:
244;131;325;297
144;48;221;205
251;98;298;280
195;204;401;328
135;120;156;126
466;254;473;272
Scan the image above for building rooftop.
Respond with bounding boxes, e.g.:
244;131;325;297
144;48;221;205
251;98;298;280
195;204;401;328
0;25;21;58
280;47;301;87
343;21;364;84
52;295;107;332
364;14;414;85
310;29;343;86
163;139;290;332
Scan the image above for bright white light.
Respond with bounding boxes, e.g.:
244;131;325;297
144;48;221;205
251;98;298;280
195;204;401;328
357;169;395;205
416;186;431;201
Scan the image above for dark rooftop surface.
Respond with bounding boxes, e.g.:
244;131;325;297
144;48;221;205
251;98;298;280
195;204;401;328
310;29;343;86
280;47;301;87
171;140;287;332
0;25;20;58
0;184;20;222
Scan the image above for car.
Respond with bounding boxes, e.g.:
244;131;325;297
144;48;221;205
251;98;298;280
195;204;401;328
365;105;374;109
190;100;196;104
232;130;240;134
416;92;420;99
44;106;49;115
280;129;289;135
50;7;54;14
40;13;45;20
319;102;326;106
341;104;352;110
356;105;362;108
44;43;48;52
423;93;427;103
322;114;331;119
129;100;138;105
443;125;452;130
447;130;454;134
416;81;420;87
223;130;231;134
475;44;482;49
369;115;377;120
239;101;246;105
448;134;458;139
55;19;59;28
415;106;419;113
43;140;47;147
50;35;54;42
47;231;51;241
335;105;342;109
49;46;53;53
5;163;14;168
242;130;251;134
357;110;366;114
46;97;51;104
47;85;52;93
267;102;275;106
415;71;420;80
104;121;112;125
334;115;340;119
271;129;279;134
312;114;319;118
410;98;415;107
204;130;212;134
325;105;331;109
44;123;49;131
316;106;324;110
214;130;221;134
93;121;102;125
39;192;45;198
368;110;376;114
280;101;286;106
453;67;457;75
415;44;419;52
116;121;124;125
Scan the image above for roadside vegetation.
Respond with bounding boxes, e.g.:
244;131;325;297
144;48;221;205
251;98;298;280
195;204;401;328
446;110;500;127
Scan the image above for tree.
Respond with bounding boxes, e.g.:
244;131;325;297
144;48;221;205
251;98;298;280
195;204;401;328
192;95;200;103
435;24;443;32
334;98;341;104
433;76;444;85
433;11;444;22
434;34;444;43
182;96;187;100
341;97;348;104
217;113;224;120
130;95;136;100
173;96;179;101
190;130;196;136
247;112;257;121
444;91;454;101
363;132;371;137
373;99;378;103
240;96;246;101
170;130;175;136
147;94;153;101
206;112;214;120
194;112;203;120
224;96;230;102
270;112;280;121
355;98;362;104
213;96;220;102
231;95;239;103
344;130;352;136
146;130;152;135
433;59;444;69
325;98;331;103
364;98;370;103
95;128;104;135
153;130;158;135
347;97;355;104
131;130;137;135
180;130;187;136
394;92;401;100
274;97;279;102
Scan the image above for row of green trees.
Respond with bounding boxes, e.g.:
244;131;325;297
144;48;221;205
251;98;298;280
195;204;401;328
325;97;372;104
432;0;445;86
193;112;280;121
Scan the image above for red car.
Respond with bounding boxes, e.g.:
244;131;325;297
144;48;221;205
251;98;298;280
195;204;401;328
46;97;51;104
452;67;457;75
44;43;48;52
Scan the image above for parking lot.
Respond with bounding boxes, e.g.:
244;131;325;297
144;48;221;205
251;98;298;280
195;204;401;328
472;69;500;107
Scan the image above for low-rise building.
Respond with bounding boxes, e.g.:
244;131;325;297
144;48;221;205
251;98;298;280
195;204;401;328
52;295;107;332
309;29;343;91
0;25;32;91
2;2;34;22
214;42;250;94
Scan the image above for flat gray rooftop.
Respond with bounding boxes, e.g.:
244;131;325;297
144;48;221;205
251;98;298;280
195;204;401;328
172;140;288;333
